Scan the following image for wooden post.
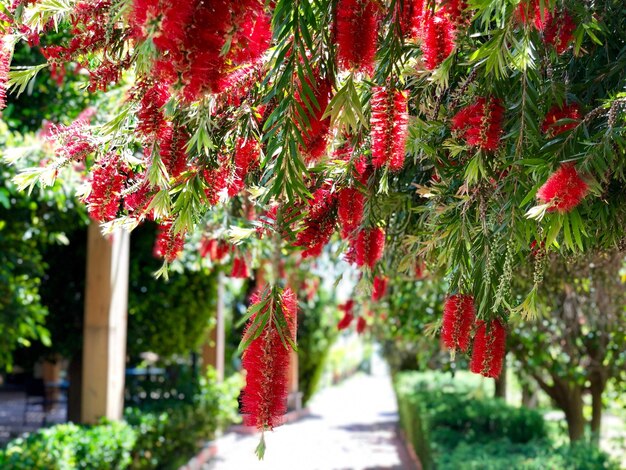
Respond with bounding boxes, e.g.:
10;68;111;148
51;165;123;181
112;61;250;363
202;273;225;381
287;346;301;411
81;224;130;424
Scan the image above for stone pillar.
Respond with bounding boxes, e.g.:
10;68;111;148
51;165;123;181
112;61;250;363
81;224;130;424
202;273;225;381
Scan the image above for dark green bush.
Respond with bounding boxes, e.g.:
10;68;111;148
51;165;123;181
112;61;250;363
0;421;136;470
394;372;618;470
0;370;241;470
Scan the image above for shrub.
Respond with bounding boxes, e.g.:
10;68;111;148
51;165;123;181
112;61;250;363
394;371;618;470
0;421;136;470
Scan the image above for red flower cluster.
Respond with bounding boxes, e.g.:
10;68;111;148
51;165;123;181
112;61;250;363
372;276;388;301
470;319;507;378
47;119;96;162
203;162;229;206
544;11;576;54
131;0;271;101
296;74;333;162
86;153;128;222
451;97;505;152
336;0;379;74
421;12;456;69
199;238;230;261
441;294;475;352
242;288;297;431
231;256;249;279
440;0;468;23
0;40;10;113
228;137;260;197
158;123;190;179
395;0;424;39
356;316;367;334
515;0;550;30
541;103;581;136
136;82;170;137
371;87;409;171
124;180;154;219
352;227;385;268
153;222;186;262
537;164;588;213
337;187;365;239
337;300;355;330
294;186;338;258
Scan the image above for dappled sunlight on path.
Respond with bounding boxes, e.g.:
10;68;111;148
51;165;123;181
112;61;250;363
205;372;415;470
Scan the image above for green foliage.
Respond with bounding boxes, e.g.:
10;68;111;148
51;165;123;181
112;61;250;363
127;224;218;359
0;370;242;470
297;283;338;405
394;371;618;470
124;369;242;469
0;421;136;470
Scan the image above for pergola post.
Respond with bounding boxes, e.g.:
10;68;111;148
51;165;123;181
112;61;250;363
80;224;130;424
202;272;225;382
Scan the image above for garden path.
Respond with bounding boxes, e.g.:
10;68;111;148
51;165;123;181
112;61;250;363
204;370;416;470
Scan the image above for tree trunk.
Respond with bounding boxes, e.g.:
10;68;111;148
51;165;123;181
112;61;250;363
590;384;603;445
561;385;586;442
494;357;507;400
521;383;538;408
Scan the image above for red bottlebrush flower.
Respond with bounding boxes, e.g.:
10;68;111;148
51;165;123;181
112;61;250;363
124;180;155;219
372;276;388;301
337;187;365;239
337;299;355;330
451;97;505;152
336;0;379;74
85;153;128;222
294;186;338;258
415;261;426;280
544;11;576;55
228;137;260;197
371;87;409;171
541;103;581;136
153;222;185;262
158;123;190;178
441;294;475;352
537;164;588;213
470;319;507;378
421;12;456;70
296;74;333;163
353;227;385;268
440;0;468;23
203;162;229;205
395;0;424;39
47;120;96;162
0;40;11;113
231;256;250;278
515;0;550;31
356;316;367;334
242;287;297;431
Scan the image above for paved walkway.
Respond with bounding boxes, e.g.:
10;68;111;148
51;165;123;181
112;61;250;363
205;373;415;470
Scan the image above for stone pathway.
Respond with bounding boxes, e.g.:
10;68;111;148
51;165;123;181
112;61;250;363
205;373;415;470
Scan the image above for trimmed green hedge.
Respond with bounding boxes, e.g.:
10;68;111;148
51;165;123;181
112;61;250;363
394;372;618;470
0;370;241;470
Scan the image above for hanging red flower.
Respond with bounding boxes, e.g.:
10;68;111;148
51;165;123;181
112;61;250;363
353;227;385;268
337;187;365;239
242;288;297;431
231;256;250;278
543;11;576;55
451;97;505;152
515;0;550;31
203;162;229;205
356;316;367;334
294;186;338;258
371;87;409;171
0;41;11;113
336;0;379;74
441;294;475;352
296;74;333;163
158;123;190;178
537;164;588;213
541;103;581;136
420;12;456;70
153;222;185;262
470;319;507;378
371;276;388;301
395;0;424;39
337;300;355;330
86;153;128;222
228;137;260;197
440;0;468;24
